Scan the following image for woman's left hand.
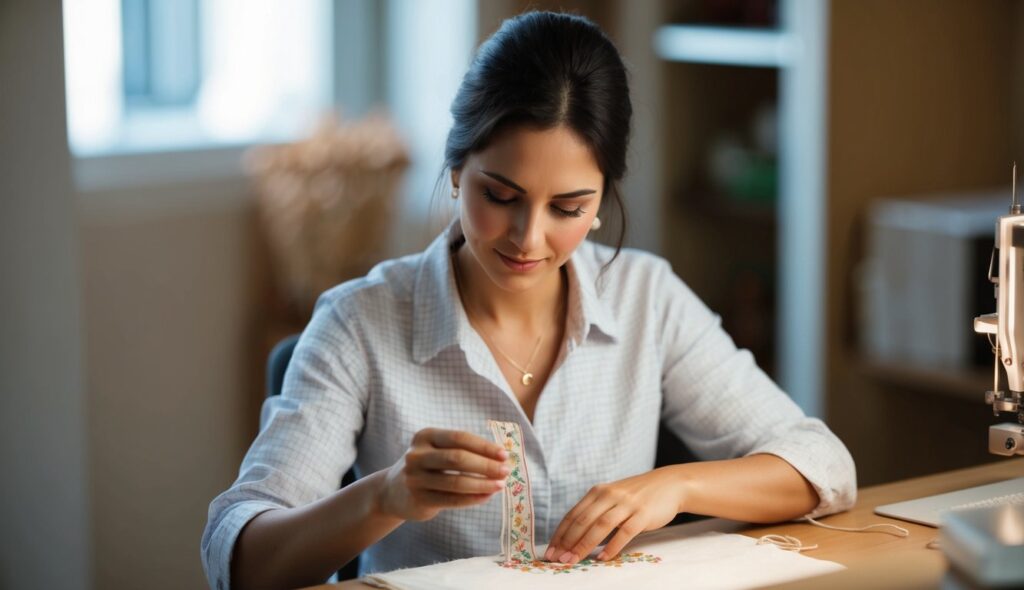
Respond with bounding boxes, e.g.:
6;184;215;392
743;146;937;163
544;467;686;564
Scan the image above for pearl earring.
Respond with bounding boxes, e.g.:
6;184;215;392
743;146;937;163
451;186;460;199
590;217;602;231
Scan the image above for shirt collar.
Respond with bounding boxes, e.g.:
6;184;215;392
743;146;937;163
411;220;465;364
411;219;619;365
564;244;619;346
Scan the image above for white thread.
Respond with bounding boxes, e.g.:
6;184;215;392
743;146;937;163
803;515;910;537
757;516;910;553
757;534;818;552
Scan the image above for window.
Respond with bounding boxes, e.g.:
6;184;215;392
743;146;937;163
121;0;202;109
63;0;333;157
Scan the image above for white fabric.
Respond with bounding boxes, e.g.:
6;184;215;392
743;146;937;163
362;530;845;590
201;219;857;589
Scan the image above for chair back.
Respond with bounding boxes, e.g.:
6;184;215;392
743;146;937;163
267;334;301;398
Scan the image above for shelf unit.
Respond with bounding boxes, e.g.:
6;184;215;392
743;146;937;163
654;24;790;68
654;1;828;417
858;359;991;403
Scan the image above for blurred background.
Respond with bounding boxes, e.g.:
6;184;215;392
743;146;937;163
3;0;1024;588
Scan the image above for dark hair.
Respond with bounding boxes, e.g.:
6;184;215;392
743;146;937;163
444;11;632;261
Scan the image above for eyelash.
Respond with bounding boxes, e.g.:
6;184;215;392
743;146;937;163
482;188;585;218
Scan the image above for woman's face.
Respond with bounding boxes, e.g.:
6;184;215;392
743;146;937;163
453;124;604;294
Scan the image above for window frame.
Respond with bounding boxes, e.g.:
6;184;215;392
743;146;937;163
68;0;352;191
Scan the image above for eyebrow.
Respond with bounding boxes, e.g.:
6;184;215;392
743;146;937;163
480;170;597;199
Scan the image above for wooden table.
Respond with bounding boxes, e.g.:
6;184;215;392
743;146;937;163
315;459;1024;589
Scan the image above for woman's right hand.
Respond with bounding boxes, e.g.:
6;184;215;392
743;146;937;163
377;428;511;522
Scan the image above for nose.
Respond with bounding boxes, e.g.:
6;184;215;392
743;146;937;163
508;204;544;256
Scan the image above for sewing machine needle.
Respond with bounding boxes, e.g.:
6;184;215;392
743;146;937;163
1013;162;1020;214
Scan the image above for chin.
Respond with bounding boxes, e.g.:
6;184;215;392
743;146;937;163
484;260;554;292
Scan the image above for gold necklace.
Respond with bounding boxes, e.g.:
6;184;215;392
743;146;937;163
452;252;545;387
484;331;543;386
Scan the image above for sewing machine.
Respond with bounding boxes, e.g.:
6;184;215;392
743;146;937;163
973;165;1024;456
941;167;1024;588
872;167;1024;587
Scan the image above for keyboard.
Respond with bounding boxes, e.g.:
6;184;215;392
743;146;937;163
949;491;1024;512
874;476;1024;527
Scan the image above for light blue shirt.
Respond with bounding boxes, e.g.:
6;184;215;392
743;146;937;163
201;221;856;589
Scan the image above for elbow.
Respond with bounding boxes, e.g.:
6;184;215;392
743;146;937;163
808;446;858;519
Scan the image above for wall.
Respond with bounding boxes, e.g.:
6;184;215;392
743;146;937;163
79;180;259;589
0;1;92;588
0;4;263;588
826;0;1015;485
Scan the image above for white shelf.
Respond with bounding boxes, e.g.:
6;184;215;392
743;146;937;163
651;1;828;417
653;25;791;68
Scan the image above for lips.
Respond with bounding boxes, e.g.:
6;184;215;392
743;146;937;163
496;250;543;272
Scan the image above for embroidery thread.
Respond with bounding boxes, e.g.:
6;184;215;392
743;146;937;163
499;551;663;574
487;419;663;575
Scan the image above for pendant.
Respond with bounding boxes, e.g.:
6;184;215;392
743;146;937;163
521;372;534;386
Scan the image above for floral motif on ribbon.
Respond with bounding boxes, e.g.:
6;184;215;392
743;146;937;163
487;420;536;564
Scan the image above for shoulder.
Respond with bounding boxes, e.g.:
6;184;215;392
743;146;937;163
313;250;423;325
573;240;706;335
574;239;678;297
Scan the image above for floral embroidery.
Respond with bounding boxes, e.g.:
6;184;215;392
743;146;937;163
487;420;536;565
497;551;663;574
486;420;663;575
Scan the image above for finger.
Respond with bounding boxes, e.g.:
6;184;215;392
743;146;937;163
597;515;644;561
548;493;602;561
419;489;494;508
428;429;508;460
564;505;630;564
544;493;598;557
417;471;506;495
419;448;511;480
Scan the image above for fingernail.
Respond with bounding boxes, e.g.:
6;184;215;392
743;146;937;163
597;551;607;561
558;551;573;564
493;480;504;490
498;449;509;459
544;547;555;561
500;464;511;475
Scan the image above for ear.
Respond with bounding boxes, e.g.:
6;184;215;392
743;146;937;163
450;168;461;189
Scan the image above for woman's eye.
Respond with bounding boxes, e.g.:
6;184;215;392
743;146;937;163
482;188;514;205
482;187;584;218
552;205;584;218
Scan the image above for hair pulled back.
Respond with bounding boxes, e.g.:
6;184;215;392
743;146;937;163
444;11;632;256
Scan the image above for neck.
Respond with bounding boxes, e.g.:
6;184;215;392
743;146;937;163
454;246;566;333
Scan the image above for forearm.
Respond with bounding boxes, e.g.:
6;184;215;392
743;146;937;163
231;469;403;590
670;454;819;523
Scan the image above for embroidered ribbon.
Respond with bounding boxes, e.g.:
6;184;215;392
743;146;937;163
488;420;537;564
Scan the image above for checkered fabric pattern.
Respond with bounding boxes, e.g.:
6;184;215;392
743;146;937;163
201;220;856;589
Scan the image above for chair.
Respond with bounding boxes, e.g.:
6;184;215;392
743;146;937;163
266;334;361;581
266;334;301;399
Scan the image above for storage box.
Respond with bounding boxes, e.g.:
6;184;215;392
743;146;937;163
858;191;1007;368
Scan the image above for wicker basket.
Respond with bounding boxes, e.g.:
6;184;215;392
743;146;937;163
247;113;410;317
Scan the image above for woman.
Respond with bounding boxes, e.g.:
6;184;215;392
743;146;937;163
202;11;855;590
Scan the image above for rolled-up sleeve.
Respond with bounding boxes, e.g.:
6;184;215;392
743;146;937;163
654;260;856;519
200;293;369;589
